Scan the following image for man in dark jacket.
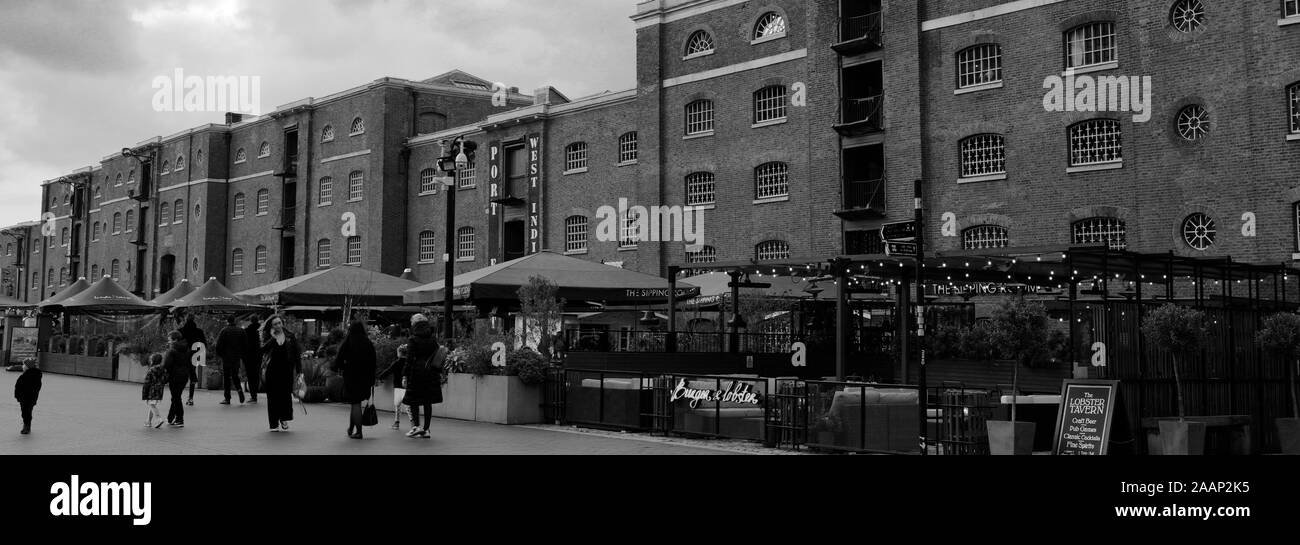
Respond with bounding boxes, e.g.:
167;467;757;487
179;317;206;406
214;315;247;404
243;316;262;402
14;359;42;435
163;331;191;427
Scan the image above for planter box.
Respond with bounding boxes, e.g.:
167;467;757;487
201;366;224;390
116;354;148;384
987;421;1035;455
431;373;478;421
1157;420;1206;456
429;373;542;424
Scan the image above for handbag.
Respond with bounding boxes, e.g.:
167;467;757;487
361;387;379;426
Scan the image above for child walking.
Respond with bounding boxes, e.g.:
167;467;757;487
14;359;42;435
376;344;411;430
142;354;167;429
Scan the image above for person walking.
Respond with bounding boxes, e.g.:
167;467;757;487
142;353;167;428
333;321;377;439
163;331;191;428
14;359;42;435
179;316;207;406
377;344;411;430
243;316;262;402
402;314;445;439
214;316;248;404
260;314;303;432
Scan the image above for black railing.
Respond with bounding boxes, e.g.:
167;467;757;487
929;384;996;455
842;11;882;45
804;380;921;454
274;206;296;231
563;329;797;354
842;95;884;128
562;369;658;431
844;178;885;212
667;374;769;442
846;229;885;255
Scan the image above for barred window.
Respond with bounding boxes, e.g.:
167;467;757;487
231;249;244;275
959;134;1007;177
1069;119;1123;166
322;125;335;142
175;155;185;170
317;239;331;269
1170;0;1205;33
31;271;38;289
457;161;477;188
1072;218;1127;250
256;189;270;215
1288;83;1300;134
755;162;789;199
346;236;362;265
350;117;365;135
158;202;170;226
1183;213;1216;250
687;245;717;264
565;216;588;253
621;212;641;247
125;210;135;233
565;142;588;172
957;44;1003;88
686;100;714;135
162;160;170;173
348;171;364;201
618;132;638;163
686;172;716;205
754;12;787;40
754;86;788;124
110;260;120;281
755;240;790;261
1286;0;1299;18
962;225;1009;250
173;199;184;224
112;213;122;234
685;30;714;56
457;228;476;260
233;192;247;217
419;168;438;194
1065;22;1116;69
419;230;437;263
235;149;247;163
258;142;271;158
254;246;268;273
313;178;330;206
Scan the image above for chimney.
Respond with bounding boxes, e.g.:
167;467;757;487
532;86;569;106
225;112;245;125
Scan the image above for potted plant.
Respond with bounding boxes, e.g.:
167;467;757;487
985;297;1051;455
1140;304;1209;455
1255;312;1300;454
300;359;330;403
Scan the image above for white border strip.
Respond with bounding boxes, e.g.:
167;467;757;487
922;0;1067;31
158;178;229;192
230;171;275;183
663;49;807;88
321;149;371;164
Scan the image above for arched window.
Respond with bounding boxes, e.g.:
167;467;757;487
231;249;244;275
685;30;714;57
685;100;714;135
1068;119;1123;167
196;149;203;165
60;227;68;247
1065;22;1116;70
110;260;121;281
91;264;99;280
618;132;638;163
173;199;184;223
962;225;1009;250
112;212;123;234
956;44;1003;89
175;155;185;170
161;160;170;173
92;222;100;241
254;246;268;273
94;186;102;201
322;125;335;142
233;192;247;218
621;212;641;247
125;209;135;233
317;239;332;269
256;189;270;215
959;134;1007;178
348;171;364;201
755;240;790;261
1289;82;1300;135
235;148;247;163
419;168;438;194
687;245;717;264
319;177;333;204
127;169;135;184
258;141;271;158
418;230;437;262
753;85;788;124
346;236;362;265
754;162;789;199
685;172;715;205
565;216;588;253
59;267;68;286
1072;217;1127;250
350;117;365;135
564;142;588;172
115;173;123;187
4;243;11;256
158;202;169;226
456;228;475;260
753;12;787;40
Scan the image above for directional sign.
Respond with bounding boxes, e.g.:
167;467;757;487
881;220;917;241
434;176;455;187
885;241;917;257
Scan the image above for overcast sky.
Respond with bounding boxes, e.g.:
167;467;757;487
0;0;636;224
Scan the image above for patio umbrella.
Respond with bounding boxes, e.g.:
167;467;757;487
0;294;33;309
150;279;195;307
403;250;700;306
37;277;92;311
59;277;161;314
235;266;423;307
171;277;265;312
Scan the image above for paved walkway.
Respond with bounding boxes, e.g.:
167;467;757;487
1;370;739;455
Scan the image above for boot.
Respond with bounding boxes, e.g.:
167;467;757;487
20;425;31;435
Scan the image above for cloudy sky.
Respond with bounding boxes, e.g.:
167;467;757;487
0;0;636;224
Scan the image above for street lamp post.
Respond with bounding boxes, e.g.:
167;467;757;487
437;138;472;341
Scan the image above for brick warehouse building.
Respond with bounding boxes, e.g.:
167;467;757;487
6;0;1300;305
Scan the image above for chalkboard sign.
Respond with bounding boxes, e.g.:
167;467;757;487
1052;380;1120;455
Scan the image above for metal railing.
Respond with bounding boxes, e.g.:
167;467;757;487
804;380;921;454
928;384;996;455
563;330;798;354
842;11;882;45
844;177;885;212
842;95;884;128
275;206;296;231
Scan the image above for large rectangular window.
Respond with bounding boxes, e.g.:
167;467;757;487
1065;22;1116;70
1286;0;1300;18
1072;218;1127;250
618;132;638;164
686;172;715;205
754;162;789;199
1069;120;1123;166
753;86;788;124
957;44;1003;89
457;228;476;260
565;216;588;253
960;134;1007;178
685;100;715;135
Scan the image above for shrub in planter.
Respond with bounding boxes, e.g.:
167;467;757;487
1255;312;1300;454
985;297;1052;455
1141;304;1210;455
505;348;550;385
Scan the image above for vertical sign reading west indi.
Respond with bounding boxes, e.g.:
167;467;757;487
526;133;542;255
1052;380;1119;455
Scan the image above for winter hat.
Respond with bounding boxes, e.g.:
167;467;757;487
411;314;429;325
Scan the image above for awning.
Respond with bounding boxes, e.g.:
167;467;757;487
0;294;32;309
150;279;195;307
171;278;265;312
235;266;424;307
37;277;92;311
59;277;160;314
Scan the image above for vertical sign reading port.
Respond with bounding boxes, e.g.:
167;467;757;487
488;140;502;262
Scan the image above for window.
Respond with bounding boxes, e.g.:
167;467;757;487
196;149;203;165
959;134;1007;178
685;30;714;57
3;243;9;256
115;173;123;187
48;235;54;249
31;272;38;289
1065;22;1116;70
112;213;122;234
233;192;247;218
618;132;638;163
1072;218;1128;250
175;155;184;170
457;162;477;188
565;142;588;172
110;260;120;281
753;12;787;40
621;212;641;247
1182;213;1216;250
125;209;135;232
256;189;270;215
346;236;362;265
1295;203;1300;251
59;267;67;286
754;86;788;124
1288;83;1300;134
1288;0;1300;18
258;142;271;158
348;171;364;201
317;239;331;269
1069;119;1123;166
686;172;716;205
158;202;170;226
350;117;365;135
235;148;247;163
418;231;437;262
161;160;170;173
419;168;438;194
755;162;790;199
962;225;1009;250
171;199;183;224
322;125;335;142
60;227;68;247
565;216;588;253
685;100;715;135
91;264;99;280
1177;105;1210;140
94;186;102;201
194;204;201;219
127;169;135;184
755;240;790;261
1170;0;1205;32
456;228;475;260
318;177;333;204
687;245;717;264
231;249;244;275
254;246;268;273
92;222;100;241
957;44;1003;89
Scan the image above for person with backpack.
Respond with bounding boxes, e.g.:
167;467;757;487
401;314;445;439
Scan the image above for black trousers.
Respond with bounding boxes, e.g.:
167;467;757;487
19;402;33;428
242;358;261;395
167;382;186;424
223;365;244;400
409;403;432;429
186;366;198;399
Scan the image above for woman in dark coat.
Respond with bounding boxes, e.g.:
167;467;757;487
402;314;445;439
333;321;376;439
260;314;303;432
162;332;192;427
